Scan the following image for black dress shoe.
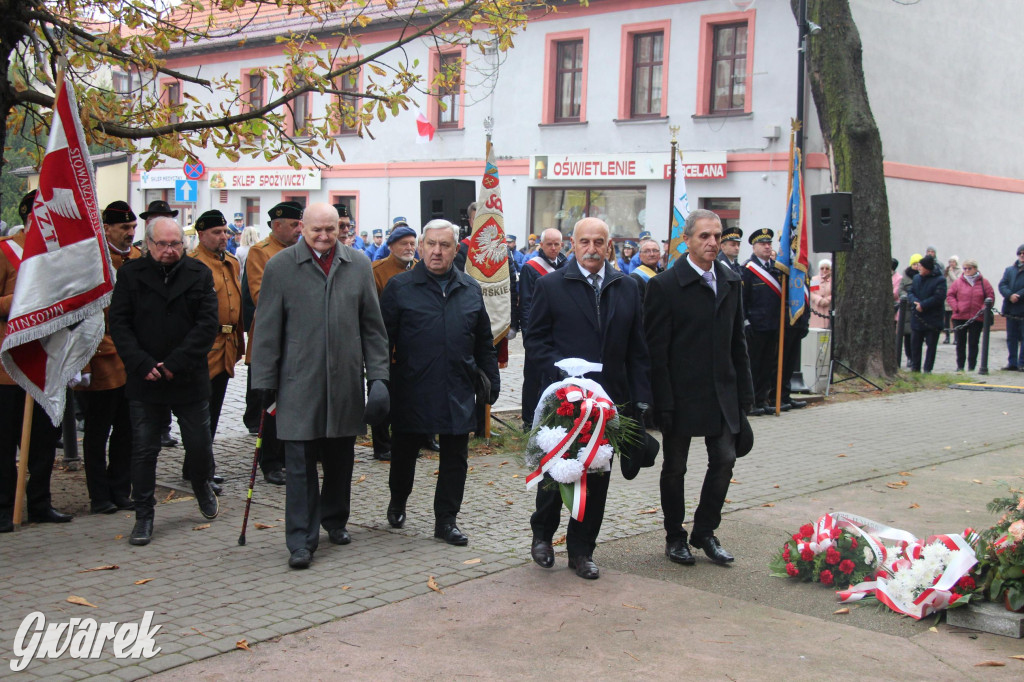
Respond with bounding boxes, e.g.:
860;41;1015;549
288;548;312;569
27;507;73;524
129;518;153;546
779;402;792;412
531;538;554;568
665;539;695;565
568;555;600;580
91;501;119;515
426;437;441;452
192;480;219;519
264;470;286;485
328;528;351;545
212;474;225;484
434;523;468;546
746;406;765;417
387;501;406;528
374;450;392;461
691;535;734;565
785;399;807;409
161;433;178;448
113;497;134;510
209;481;222;496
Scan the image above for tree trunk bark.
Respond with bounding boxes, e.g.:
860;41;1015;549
800;0;897;377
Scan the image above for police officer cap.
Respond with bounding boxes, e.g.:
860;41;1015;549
102;200;136;225
722;226;743;242
333;203;349;218
507;234;517;242
392;216;409;229
195;209;227;232
372;228;383;236
387;226;417;245
18;190;38;222
748;228;774;245
638;230;652;240
623;240;637;250
267;201;303;226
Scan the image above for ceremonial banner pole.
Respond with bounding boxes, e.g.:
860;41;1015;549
12;397;33;528
668;127;678;237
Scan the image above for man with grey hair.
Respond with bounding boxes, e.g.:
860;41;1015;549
379;219;500;546
252;202;390;569
110;216;221;546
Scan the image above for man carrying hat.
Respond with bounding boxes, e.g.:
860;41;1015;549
717;226;744;277
645;209;754;567
240;201;303;485
75;201;142;515
369;223;419;461
742;228;783;416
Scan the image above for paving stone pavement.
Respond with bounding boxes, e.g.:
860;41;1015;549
3;333;1023;679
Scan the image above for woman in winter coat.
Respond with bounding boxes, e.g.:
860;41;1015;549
943;255;963;343
946;258;994;372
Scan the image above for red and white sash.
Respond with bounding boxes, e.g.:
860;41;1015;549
0;238;24;271
745;260;782;297
525;256;556;277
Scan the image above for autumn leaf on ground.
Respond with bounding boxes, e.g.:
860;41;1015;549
730;479;740;484
553;535;567;546
1009;654;1024;660
134;578;154;585
253;522;276;529
354;475;366;484
762;503;775;507
427;576;443;594
974;661;1005;667
499;461;508;466
836;453;847;458
486;481;494;486
637;507;658;514
67;595;98;608
432;470;439;476
467;466;474;473
462;558;482;565
512;474;519;478
898;471;913;476
79;564;118;573
833;608;849;615
972;479;983;484
622;603;646;611
358;440;372;447
909;503;920;509
886;481;908;489
236;639;251;651
163;491;176;502
193;523;211;531
114;534;124;540
342;586;350;590
505;500;514;505
773;484;780;488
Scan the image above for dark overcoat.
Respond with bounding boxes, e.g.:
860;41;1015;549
741;256;782;332
380;262;500;435
524;259;652;409
250;242;390;440
109;255;219;403
907;270;947;332
644;259;754;437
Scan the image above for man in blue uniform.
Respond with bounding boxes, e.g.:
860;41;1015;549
741;229;782;416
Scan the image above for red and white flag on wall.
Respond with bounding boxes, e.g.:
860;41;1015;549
416;110;435;144
0;78;114;424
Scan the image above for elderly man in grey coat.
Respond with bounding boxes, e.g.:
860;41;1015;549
252;202;390;569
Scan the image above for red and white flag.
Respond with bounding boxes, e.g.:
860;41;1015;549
465;141;511;344
415;110;435;144
0;78;114;424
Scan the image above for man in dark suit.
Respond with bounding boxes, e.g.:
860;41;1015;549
645;209;754;567
741;228;782;415
716;226;743;276
525;217;652;580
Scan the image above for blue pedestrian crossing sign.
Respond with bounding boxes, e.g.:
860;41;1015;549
174;179;198;203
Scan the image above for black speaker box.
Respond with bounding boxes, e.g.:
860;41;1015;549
810;192;853;253
419;179;477;229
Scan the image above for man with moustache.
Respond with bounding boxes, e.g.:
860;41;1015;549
251;203;390;569
525;218;651;579
241;201;303;484
76;201;142;514
645;209;754;567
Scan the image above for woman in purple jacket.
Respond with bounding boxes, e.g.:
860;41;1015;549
946;258;995;372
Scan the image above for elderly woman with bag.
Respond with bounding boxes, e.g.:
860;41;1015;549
946;259;994;372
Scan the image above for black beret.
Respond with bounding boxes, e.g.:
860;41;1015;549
267;201;303;223
102;200;136;225
195;209;227;232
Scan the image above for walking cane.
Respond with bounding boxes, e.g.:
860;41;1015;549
238;403;274;546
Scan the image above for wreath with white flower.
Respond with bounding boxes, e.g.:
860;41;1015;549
523;359;640;522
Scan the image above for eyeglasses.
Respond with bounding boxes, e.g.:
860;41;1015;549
148;239;183;250
964;266;977;271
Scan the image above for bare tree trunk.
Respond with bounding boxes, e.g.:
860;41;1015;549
799;0;896;377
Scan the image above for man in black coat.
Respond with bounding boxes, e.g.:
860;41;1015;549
380;219;500;547
109;217;220;546
716;226;743;276
741;228;782;415
518;228;566;427
525;217;652;580
644;209;755;566
907;254;947;372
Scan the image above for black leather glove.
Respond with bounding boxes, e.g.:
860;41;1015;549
258;389;277;411
364;379;390;426
489;384;500;406
657;411;673;436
